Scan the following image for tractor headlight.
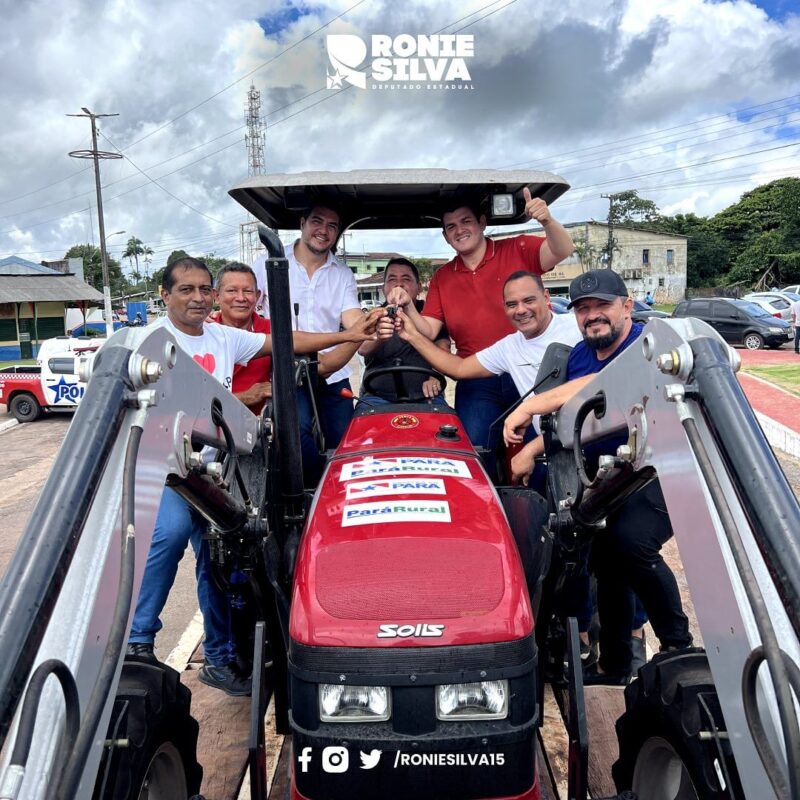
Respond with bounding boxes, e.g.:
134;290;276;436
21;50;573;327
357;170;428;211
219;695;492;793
436;680;508;720
319;684;391;722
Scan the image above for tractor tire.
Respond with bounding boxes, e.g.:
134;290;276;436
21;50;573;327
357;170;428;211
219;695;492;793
94;660;203;800
613;649;742;800
9;392;41;422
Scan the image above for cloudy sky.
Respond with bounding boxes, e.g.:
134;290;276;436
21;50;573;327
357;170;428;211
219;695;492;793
1;0;798;276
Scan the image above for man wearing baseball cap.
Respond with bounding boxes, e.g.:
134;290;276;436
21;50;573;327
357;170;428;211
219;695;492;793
504;268;692;684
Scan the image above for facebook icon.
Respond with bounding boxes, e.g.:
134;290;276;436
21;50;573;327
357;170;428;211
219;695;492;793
297;747;313;773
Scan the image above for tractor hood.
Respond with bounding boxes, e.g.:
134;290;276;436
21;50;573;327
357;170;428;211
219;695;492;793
229;168;569;230
289;408;533;648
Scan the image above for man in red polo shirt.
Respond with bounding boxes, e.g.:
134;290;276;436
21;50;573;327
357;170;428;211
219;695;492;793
383;187;574;452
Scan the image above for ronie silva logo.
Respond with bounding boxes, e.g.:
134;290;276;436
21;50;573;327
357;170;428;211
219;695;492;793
326;34;475;90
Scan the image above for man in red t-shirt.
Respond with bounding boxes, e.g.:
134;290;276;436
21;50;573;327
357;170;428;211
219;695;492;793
382;188;574;452
210;263;274;414
213;262;381;415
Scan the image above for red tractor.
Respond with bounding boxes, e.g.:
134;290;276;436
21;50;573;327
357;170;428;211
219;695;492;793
0;171;798;800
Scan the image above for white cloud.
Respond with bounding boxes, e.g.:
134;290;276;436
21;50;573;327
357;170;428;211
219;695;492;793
0;0;798;267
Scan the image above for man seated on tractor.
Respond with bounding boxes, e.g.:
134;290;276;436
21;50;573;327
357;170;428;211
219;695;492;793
385;270;581;481
383;188;574;454
358;257;451;406
504;269;693;684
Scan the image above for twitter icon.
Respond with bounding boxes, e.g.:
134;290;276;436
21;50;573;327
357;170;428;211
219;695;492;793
360;749;381;769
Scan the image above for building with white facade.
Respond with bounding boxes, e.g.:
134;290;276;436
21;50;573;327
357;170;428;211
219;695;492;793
492;222;687;303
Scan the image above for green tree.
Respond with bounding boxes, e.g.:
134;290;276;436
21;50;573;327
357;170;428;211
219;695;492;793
123;236;154;290
609;190;660;226
710;177;800;286
64;244;127;295
166;249;190;266
413;258;437;285
202;253;232;279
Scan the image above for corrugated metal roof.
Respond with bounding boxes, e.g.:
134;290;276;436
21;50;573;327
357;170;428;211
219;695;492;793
0;274;104;303
0;256;60;276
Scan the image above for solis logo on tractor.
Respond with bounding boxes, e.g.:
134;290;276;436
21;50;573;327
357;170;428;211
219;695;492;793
377;623;445;638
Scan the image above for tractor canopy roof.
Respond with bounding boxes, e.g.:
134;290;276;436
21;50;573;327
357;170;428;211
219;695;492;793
228;168;569;230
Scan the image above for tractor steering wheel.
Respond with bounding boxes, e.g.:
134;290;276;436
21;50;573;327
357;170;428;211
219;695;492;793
362;365;447;403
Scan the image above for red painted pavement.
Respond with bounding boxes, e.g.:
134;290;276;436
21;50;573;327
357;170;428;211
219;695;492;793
736;347;800;434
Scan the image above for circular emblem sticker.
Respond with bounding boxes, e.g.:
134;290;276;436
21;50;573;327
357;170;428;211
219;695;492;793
579;273;598;292
391;414;419;429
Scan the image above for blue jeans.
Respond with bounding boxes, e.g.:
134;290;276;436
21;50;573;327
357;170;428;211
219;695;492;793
129;487;234;666
455;373;522;452
298;377;355;485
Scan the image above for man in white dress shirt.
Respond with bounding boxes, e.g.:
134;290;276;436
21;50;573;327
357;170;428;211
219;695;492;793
252;205;363;483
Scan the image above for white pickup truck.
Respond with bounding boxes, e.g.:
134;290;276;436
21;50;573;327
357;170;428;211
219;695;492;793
0;336;104;422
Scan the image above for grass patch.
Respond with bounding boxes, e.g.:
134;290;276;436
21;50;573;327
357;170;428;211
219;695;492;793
0;359;36;369
654;303;676;313
743;364;800;397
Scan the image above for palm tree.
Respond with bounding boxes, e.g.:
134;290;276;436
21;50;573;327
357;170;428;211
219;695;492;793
124;237;154;293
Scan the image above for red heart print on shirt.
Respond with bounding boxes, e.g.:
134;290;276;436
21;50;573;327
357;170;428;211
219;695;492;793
193;353;216;374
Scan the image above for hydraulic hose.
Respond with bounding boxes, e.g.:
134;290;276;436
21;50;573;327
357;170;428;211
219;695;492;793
55;422;143;800
0;660;80;799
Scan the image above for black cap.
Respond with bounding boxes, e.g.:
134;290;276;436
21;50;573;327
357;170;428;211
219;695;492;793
567;269;629;309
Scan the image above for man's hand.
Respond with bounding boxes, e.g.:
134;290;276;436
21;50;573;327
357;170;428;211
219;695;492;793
523;186;552;226
421;377;442;399
503;405;534;445
236;381;272;409
395;308;421;342
511;442;536;486
345;308;384;342
385;287;412;308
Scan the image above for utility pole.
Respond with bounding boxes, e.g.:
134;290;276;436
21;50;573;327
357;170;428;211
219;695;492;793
68;108;122;338
601;192;621;271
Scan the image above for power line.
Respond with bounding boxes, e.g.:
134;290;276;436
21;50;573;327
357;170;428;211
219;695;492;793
100;130;239;229
499;93;800;170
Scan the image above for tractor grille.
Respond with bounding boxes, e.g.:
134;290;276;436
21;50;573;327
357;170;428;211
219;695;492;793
315;538;504;619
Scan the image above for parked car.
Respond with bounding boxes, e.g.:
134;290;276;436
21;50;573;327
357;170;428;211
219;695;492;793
781;284;800;295
672;297;792;350
743;292;793;322
549;296;570;314
631;299;670;324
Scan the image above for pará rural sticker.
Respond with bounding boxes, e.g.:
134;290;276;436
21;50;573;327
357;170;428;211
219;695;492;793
340;457;471;481
342;500;451;527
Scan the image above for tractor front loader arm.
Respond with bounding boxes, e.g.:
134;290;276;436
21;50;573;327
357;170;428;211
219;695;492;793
0;325;261;800
545;316;800;799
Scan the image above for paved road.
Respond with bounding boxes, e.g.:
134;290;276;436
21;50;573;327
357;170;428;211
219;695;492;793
0;414;198;662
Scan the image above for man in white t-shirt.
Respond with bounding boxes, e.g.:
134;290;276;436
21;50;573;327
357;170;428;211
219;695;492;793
252;205;362;483
395;271;581;481
128;257;377;695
